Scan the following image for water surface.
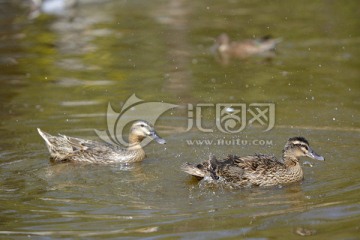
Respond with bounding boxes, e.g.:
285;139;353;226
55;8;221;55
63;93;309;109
0;0;359;239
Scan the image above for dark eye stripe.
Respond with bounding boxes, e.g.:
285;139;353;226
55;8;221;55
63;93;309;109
294;144;308;150
300;145;308;150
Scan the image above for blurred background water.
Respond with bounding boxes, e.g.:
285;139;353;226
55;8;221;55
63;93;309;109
0;0;359;239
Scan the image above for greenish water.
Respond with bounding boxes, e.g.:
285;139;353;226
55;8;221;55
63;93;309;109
0;0;359;239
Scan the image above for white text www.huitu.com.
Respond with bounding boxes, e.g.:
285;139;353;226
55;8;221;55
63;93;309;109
186;139;273;146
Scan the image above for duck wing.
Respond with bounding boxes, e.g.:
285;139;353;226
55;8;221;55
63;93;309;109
59;134;103;151
38;128;126;161
210;154;282;185
231;154;280;171
182;154;283;186
181;154;248;180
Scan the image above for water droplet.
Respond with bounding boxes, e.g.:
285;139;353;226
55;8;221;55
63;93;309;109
303;161;313;167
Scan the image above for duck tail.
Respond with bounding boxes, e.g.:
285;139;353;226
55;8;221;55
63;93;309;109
37;128;56;154
260;35;282;43
260;35;273;41
271;37;283;45
258;36;282;52
37;128;51;145
181;162;206;179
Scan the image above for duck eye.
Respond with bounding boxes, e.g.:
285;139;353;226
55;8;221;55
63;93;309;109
140;124;145;128
298;145;308;152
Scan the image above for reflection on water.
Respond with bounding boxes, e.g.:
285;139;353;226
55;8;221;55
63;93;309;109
0;0;359;239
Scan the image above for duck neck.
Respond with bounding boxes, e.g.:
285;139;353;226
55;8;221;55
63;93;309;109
282;152;303;181
128;134;144;150
282;152;300;169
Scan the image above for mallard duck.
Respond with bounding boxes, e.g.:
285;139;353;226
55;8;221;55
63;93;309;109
182;137;324;187
212;33;282;64
37;120;166;164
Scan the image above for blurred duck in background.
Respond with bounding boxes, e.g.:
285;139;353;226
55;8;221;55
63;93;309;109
29;0;78;18
212;33;282;65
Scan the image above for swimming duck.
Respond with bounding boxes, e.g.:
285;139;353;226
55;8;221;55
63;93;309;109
37;120;166;164
212;33;282;64
182;137;324;187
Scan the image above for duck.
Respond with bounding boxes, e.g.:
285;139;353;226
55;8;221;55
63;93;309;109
182;137;324;187
37;120;166;164
212;33;282;64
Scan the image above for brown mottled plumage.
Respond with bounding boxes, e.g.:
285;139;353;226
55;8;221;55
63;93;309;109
37;120;166;164
182;137;324;187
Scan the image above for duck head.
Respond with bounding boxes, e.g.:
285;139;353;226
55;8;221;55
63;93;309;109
129;120;166;145
216;33;231;52
283;137;324;161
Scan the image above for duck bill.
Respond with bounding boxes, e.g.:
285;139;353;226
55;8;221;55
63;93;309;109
306;148;325;161
149;131;166;144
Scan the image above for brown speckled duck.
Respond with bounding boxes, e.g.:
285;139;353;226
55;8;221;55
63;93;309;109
37;120;166;164
212;33;282;64
182;137;324;187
